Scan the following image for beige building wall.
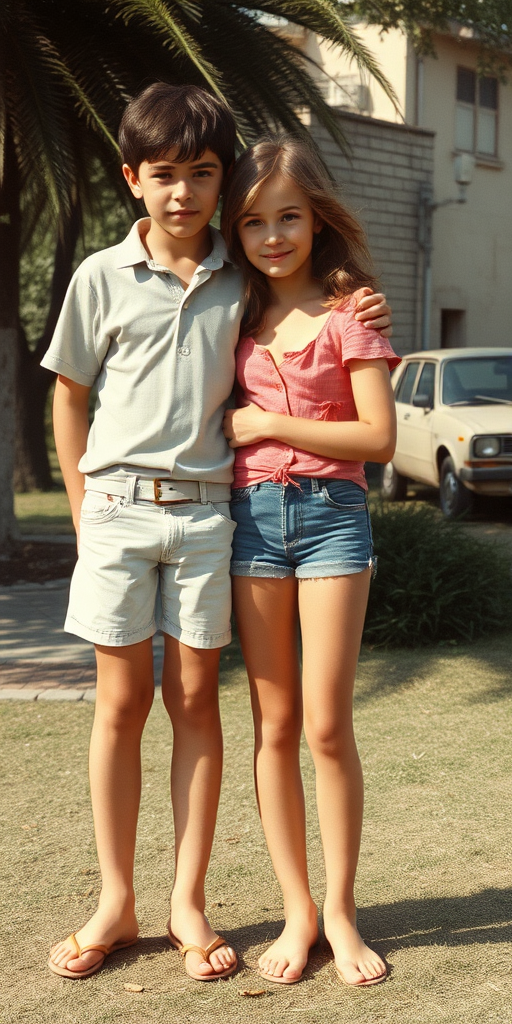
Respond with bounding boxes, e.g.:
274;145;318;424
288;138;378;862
303;24;512;351
418;34;512;349
310;112;434;356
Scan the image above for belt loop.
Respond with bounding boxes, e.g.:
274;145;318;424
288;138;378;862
125;475;137;504
199;481;208;504
311;478;320;493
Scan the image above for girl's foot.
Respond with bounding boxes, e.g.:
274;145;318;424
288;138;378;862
323;908;387;986
49;900;139;976
258;906;319;984
168;904;237;979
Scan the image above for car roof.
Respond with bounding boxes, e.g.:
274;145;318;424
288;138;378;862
400;348;512;363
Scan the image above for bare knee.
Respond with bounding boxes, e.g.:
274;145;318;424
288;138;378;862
164;684;219;730
95;687;154;734
304;716;357;763
258;711;302;753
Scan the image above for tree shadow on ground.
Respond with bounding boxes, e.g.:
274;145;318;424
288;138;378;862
358;887;512;956
355;635;512;707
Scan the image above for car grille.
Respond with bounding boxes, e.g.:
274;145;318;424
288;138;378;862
502;436;512;455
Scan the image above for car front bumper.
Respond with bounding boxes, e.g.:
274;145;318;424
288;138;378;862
460;465;512;482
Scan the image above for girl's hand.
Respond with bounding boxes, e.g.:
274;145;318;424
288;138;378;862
223;404;271;447
353;286;392;337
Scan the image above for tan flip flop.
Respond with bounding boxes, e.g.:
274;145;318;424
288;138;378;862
48;932;138;979
168;927;237;981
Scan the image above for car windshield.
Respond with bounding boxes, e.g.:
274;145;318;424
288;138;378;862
441;356;512;406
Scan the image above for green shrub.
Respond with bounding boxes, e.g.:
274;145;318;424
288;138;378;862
364;503;512;647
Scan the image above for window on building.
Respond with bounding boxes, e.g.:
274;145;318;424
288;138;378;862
455;67;498;156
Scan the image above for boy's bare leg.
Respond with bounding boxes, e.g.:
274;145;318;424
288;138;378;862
299;572;386;985
233;577;319;983
49;639;154;974
162;635;236;978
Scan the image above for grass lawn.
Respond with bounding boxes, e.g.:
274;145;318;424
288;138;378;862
14;454;74;536
1;634;511;1024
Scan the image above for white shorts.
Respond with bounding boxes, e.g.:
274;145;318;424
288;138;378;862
65;490;236;648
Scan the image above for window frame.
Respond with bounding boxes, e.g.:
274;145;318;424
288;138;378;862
455;65;499;159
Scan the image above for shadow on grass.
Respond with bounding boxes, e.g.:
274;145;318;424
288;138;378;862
114;890;512;979
355;634;512;707
358;887;512;955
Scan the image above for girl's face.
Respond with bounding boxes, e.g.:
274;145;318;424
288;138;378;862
237;174;322;282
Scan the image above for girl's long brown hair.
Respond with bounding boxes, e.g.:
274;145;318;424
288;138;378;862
221;133;377;337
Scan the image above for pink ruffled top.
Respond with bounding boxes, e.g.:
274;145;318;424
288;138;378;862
233;303;401;490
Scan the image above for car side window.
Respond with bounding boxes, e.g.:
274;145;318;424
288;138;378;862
395;362;420;404
415;362;436;406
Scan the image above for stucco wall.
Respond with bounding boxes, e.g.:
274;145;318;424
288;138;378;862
310;112;434;355
419;35;512;349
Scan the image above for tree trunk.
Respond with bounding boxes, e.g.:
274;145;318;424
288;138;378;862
0;125;21;551
14;202;81;492
13;350;54;492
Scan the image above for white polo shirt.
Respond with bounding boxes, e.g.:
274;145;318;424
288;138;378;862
42;219;243;482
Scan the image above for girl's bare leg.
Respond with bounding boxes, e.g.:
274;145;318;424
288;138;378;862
49;639;154;975
299;571;386;985
163;636;236;978
234;577;319;983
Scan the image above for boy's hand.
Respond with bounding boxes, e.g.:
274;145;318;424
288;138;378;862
353;286;393;338
223;404;270;447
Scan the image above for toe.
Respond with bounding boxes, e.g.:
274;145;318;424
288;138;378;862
282;955;305;981
193;955;215;977
337;960;368;986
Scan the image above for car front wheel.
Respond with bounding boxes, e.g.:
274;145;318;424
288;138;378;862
439;457;473;518
381;462;408;501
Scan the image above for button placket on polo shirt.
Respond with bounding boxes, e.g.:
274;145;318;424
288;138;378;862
174;259;218;358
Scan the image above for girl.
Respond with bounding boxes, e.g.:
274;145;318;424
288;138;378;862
221;136;400;987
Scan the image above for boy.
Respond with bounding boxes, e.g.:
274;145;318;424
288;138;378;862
42;82;391;982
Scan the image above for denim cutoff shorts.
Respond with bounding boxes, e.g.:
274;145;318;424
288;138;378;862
230;477;374;579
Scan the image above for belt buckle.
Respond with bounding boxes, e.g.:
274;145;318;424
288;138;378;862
153;478;170;504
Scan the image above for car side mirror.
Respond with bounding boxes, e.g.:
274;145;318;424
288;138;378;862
413;393;433;410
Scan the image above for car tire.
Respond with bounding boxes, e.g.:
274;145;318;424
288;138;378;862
439;456;473;518
380;462;408;501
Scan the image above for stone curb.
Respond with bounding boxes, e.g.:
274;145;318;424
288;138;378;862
0;687;164;703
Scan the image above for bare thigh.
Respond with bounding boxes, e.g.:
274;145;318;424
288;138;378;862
233;576;302;741
299;571;371;741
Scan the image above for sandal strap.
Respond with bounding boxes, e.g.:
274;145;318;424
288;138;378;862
178;943;209;960
177;936;229;962
79;942;109;956
204;936;229;958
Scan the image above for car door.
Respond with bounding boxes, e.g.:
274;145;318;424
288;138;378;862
394;361;437;482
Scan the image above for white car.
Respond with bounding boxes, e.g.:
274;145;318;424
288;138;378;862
381;348;512;517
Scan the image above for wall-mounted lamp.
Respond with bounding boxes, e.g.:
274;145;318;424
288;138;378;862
419;155;475;349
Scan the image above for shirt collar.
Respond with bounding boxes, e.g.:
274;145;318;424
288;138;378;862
115;218;232;271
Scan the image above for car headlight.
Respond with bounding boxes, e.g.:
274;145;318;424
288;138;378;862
473;436;501;457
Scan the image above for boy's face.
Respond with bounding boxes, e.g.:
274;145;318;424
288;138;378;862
123;148;223;240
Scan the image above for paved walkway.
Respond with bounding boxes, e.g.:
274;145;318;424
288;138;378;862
0;577;164;701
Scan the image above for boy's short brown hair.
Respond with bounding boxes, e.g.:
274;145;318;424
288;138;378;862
119;82;236;173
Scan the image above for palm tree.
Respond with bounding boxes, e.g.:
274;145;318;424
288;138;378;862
0;0;397;548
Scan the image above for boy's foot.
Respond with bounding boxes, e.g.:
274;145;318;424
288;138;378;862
323;909;387;986
167;907;237;980
258;908;319;984
48;904;139;978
